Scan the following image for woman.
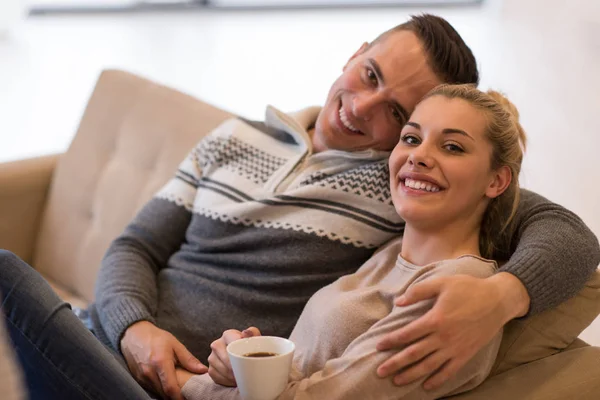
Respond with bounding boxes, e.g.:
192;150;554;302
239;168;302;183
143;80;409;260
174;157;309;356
176;84;527;399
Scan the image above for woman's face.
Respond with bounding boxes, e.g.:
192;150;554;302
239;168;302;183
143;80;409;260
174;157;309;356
389;95;509;230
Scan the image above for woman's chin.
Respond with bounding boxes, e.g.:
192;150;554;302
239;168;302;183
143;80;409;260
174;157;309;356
397;208;430;225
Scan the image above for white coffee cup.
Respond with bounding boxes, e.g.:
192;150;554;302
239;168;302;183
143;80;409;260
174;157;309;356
227;336;295;400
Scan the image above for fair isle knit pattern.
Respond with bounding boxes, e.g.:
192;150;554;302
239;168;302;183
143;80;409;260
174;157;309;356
156;107;402;249
194;136;289;185
300;162;394;205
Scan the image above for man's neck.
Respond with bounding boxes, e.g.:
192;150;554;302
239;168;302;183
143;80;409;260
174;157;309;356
307;126;323;154
400;217;483;266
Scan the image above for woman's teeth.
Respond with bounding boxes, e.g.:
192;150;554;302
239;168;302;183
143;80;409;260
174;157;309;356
339;107;359;133
404;178;441;192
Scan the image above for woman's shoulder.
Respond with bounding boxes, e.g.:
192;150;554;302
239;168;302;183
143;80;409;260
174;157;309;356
436;255;498;279
394;254;498;286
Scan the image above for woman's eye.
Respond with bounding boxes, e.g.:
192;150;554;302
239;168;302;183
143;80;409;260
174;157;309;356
444;143;464;153
401;134;420;145
366;68;378;85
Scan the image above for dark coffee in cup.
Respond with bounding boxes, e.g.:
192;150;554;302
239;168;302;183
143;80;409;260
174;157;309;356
243;352;278;358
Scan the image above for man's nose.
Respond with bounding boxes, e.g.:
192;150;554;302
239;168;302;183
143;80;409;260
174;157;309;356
351;92;383;120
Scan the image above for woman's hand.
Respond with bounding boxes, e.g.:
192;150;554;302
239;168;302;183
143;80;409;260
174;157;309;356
175;367;196;389
208;327;262;387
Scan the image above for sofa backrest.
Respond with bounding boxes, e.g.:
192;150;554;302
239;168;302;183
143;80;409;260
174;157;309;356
32;70;233;302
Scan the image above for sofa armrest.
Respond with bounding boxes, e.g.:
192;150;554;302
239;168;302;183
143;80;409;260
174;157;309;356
447;346;600;400
0;154;60;263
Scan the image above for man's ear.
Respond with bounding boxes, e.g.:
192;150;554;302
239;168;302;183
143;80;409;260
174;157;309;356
485;166;512;199
343;42;369;71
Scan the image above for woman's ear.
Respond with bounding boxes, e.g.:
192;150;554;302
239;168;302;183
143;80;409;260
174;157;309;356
485;166;512;199
343;42;369;71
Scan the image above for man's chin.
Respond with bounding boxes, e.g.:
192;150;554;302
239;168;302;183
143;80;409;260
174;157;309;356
311;132;328;153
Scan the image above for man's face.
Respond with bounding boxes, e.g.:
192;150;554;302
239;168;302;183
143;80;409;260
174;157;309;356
312;30;442;153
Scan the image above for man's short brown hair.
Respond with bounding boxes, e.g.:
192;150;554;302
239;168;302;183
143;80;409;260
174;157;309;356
372;14;479;86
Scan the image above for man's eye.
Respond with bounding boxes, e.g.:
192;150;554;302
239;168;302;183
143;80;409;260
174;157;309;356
366;68;378;85
390;106;404;124
401;135;420;145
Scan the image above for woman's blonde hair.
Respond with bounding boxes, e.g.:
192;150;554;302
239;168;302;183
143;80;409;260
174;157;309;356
421;84;527;258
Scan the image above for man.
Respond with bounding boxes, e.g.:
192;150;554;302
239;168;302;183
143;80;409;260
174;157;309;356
1;14;598;400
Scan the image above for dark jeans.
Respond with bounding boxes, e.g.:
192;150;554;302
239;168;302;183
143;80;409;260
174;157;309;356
0;250;152;400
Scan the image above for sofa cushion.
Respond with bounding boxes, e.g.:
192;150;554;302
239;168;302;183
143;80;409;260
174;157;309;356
448;346;600;400
32;70;234;302
490;269;600;375
44;274;88;310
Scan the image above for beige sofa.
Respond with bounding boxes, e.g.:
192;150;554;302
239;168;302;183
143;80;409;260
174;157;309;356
1;69;599;399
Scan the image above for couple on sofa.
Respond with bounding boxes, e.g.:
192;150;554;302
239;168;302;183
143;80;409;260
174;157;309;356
1;14;599;400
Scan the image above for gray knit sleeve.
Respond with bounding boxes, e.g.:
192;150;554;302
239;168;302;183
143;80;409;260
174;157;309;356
496;189;600;315
94;146;202;351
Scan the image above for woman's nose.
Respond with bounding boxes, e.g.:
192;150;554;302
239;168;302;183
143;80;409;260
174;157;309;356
408;147;434;169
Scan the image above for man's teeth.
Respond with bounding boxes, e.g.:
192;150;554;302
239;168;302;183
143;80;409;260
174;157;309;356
339;107;359;133
404;178;441;192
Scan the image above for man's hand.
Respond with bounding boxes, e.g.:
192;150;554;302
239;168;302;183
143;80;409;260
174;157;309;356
208;327;262;387
120;321;208;400
376;273;530;390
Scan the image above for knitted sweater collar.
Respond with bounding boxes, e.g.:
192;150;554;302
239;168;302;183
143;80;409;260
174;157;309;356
264;105;391;160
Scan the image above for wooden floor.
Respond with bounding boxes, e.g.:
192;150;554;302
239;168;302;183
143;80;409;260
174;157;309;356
0;0;599;344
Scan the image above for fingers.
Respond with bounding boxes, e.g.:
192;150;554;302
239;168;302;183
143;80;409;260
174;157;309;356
209;338;234;376
241;326;261;338
139;365;166;399
122;353;139;379
157;360;184;400
206;328;264;388
392;350;449;387
396;278;445;307
209;338;235;383
222;329;243;346
377;312;434;351
123;351;164;396
209;362;237;387
422;358;463;390
378;274;505;392
377;336;439;378
208;349;234;380
173;340;208;374
208;350;236;387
